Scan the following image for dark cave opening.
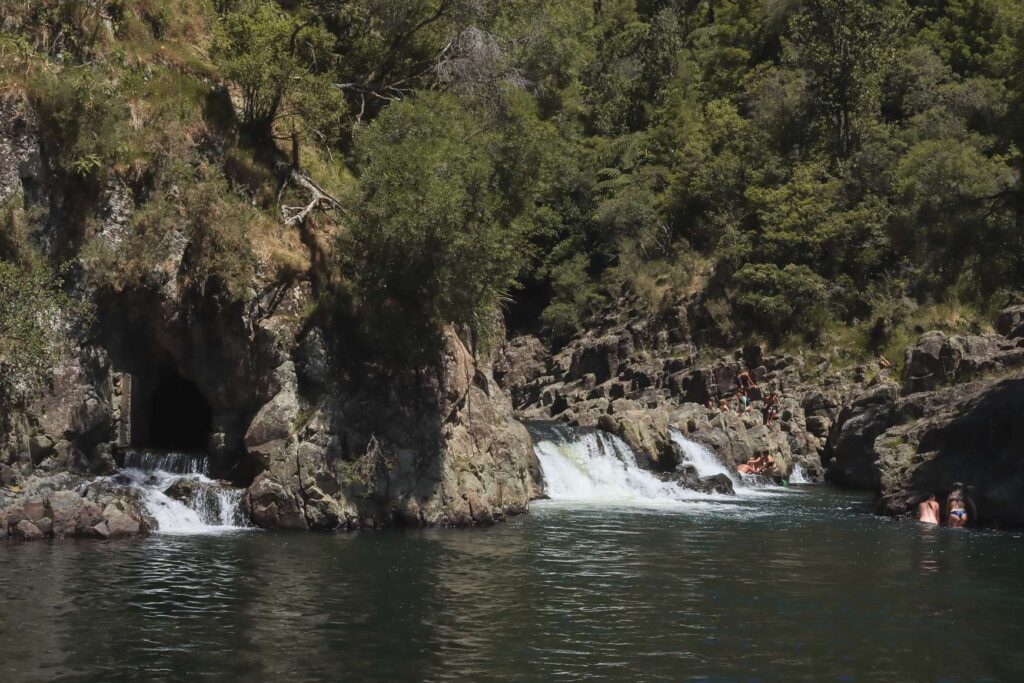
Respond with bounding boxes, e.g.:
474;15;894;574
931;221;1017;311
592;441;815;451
144;369;213;453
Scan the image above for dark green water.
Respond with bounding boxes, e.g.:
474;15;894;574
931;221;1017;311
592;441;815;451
2;487;1023;682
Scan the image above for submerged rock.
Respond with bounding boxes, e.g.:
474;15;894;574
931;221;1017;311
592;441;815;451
663;466;735;495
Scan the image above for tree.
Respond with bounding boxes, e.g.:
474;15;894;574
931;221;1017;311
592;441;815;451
788;0;908;158
349;93;529;361
212;0;344;158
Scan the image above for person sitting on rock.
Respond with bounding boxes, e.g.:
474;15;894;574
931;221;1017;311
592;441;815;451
917;494;940;525
738;452;770;476
718;398;730;412
738;369;757;389
946;486;975;528
736;387;751;412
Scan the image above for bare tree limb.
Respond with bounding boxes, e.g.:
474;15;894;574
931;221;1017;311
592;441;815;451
280;168;344;226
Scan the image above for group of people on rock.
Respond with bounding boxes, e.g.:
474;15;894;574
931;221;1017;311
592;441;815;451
705;368;782;425
737;452;776;476
917;486;976;528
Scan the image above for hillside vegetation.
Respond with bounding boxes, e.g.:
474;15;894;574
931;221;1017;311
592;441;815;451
2;0;1023;385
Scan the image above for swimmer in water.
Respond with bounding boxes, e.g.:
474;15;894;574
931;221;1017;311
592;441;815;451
918;494;940;525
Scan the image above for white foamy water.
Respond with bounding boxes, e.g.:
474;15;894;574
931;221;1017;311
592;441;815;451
530;425;736;509
116;454;249;534
790;464;810;484
669;430;746;491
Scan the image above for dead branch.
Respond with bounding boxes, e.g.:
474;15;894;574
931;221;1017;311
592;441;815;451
280;168;343;227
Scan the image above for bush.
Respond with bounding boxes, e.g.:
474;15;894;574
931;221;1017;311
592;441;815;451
733;263;831;342
0;259;76;404
28;66;127;185
349;92;529;363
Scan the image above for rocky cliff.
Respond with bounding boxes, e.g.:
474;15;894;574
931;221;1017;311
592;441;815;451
826;327;1024;525
496;296;859;483
1;92;541;539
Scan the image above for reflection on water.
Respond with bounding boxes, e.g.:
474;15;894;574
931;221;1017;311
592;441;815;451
2;488;1023;682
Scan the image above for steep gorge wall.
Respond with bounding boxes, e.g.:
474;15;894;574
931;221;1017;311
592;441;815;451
1;93;542;538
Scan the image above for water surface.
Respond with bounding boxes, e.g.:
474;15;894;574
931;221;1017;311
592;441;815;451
3;487;1022;682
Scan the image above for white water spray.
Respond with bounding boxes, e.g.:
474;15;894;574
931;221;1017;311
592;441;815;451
529;424;732;506
668;430;746;490
790;464;810;484
116;452;249;534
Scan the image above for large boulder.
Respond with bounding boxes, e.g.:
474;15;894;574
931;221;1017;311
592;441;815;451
94;504;142;538
48;490;84;538
875;378;1024;526
243;330;542;531
244;362;302;476
902;331;1024;394
996;304;1024;339
825;384;900;489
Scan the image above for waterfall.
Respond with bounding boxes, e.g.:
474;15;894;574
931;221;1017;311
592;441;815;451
790;464;810;484
122;450;209;475
116;452;249;534
528;423;715;505
668;430;744;490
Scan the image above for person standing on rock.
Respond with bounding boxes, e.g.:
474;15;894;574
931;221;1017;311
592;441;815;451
917;494;940;525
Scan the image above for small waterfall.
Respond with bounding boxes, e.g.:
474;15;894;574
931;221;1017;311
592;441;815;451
116;452;249;534
123;450;209;475
790;464;810;484
668;430;744;490
528;423;710;504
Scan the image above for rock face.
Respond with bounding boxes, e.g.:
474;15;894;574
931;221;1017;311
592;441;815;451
824;384;900;489
498;306;839;483
244;330;543;531
874;379;1024;525
826;318;1024;526
901;331;1024;394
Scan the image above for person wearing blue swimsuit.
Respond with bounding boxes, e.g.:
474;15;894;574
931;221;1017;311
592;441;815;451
946;487;975;528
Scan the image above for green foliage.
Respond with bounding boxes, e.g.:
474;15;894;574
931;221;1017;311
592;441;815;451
27;66;127;184
5;0;1024;366
0;260;75;404
82;163;260;301
211;0;344;146
348;92;531;362
540;255;602;343
732;263;831;342
787;0;909;157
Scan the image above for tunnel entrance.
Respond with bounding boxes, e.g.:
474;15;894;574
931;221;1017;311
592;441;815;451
134;366;212;453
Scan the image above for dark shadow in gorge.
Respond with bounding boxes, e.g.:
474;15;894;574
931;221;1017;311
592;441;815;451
143;366;212;452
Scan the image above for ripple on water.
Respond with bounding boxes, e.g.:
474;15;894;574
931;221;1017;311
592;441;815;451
2;488;1024;682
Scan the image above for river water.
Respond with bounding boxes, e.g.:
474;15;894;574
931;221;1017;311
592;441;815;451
3;431;1024;682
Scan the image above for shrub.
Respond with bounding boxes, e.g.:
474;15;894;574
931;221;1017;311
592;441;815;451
349;92;529;363
0;260;76;404
732;263;831;342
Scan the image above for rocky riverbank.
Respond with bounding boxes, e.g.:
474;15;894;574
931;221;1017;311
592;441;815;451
496;297;1024;527
827;317;1024;525
5;85;1024;539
